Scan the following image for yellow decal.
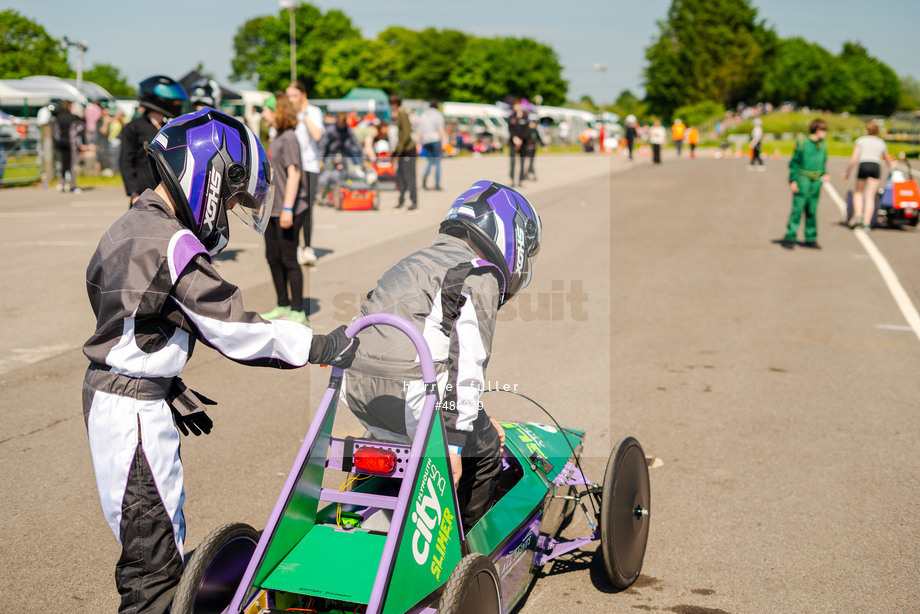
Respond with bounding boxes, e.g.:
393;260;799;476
430;507;455;581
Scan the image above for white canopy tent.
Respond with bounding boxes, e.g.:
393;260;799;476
5;75;114;105
0;81;52;107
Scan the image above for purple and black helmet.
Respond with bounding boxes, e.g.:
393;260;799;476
440;180;542;305
145;108;273;255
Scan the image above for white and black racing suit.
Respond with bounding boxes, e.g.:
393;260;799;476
342;233;503;529
82;189;314;614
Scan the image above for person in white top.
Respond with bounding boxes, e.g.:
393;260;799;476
648;119;667;165
749;117;764;171
418;99;447;190
286;81;325;265
843;121;893;228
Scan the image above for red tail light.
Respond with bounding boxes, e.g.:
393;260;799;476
353;447;398;475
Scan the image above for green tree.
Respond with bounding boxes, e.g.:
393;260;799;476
609;89;649;120
315;38;396;98
839;42;900;115
83;63;135;97
409;28;469;101
761;38;856;111
644;0;775;117
230;3;361;93
448;37;567;105
0;9;71;79
897;76;920;111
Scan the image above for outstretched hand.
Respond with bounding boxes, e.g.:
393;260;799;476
308;325;360;368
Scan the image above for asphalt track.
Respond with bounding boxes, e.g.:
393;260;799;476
1;148;918;612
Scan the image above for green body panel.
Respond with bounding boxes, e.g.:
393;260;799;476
501;422;583;484
467;422;585;555
382;410;462;614
261;524;386;603
254;400;337;587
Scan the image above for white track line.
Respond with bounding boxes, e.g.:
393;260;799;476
824;183;920;344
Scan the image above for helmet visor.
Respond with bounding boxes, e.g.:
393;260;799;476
153;82;189;102
519;249;538;293
227;174;273;235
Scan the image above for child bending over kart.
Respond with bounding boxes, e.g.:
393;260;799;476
82;109;358;614
342;180;542;530
317;112;362;199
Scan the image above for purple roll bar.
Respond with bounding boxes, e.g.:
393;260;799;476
225;313;439;614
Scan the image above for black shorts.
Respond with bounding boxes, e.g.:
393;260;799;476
857;162;881;179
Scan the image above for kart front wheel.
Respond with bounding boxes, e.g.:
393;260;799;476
599;437;650;589
438;552;502;614
171;522;260;614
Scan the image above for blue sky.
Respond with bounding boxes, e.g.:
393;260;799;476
5;0;920;103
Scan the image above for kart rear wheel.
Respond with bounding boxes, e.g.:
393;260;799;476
599;437;650;590
171;522;260;614
438;552;502;614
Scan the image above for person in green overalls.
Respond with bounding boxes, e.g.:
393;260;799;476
782;119;830;249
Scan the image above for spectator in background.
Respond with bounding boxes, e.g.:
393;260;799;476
624;114;638;162
353;112;377;161
671;117;686;157
96;106;113;175
259;94;310;325
286;80;324;266
843;120;893;229
419;99;447;190
649;119;667;166
749;118;764;171
390;94;418;211
121;76;187;206
53;99;85;193
0;110;18;184
558;119;570;145
687;125;700;159
524;118;544;180
507;99;529;186
365;120;390;161
84;99;101;162
108;109;125;175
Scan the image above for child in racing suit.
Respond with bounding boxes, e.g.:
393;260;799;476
82;109;358;614
342;180;541;531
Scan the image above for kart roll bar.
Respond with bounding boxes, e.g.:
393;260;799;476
226;313;440;614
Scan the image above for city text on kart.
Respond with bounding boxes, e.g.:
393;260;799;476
172;313;651;614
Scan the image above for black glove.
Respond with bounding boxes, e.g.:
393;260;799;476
309;325;359;368
168;378;216;436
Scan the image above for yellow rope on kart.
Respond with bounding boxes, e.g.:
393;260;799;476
336;474;370;528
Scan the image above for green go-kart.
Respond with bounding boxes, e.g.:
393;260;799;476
171;313;650;614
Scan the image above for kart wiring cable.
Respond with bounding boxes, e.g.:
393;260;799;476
483;389;599;519
336;473;370;528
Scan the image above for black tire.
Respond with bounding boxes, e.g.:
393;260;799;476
438;553;502;614
599;437;650;590
171;522;260;614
